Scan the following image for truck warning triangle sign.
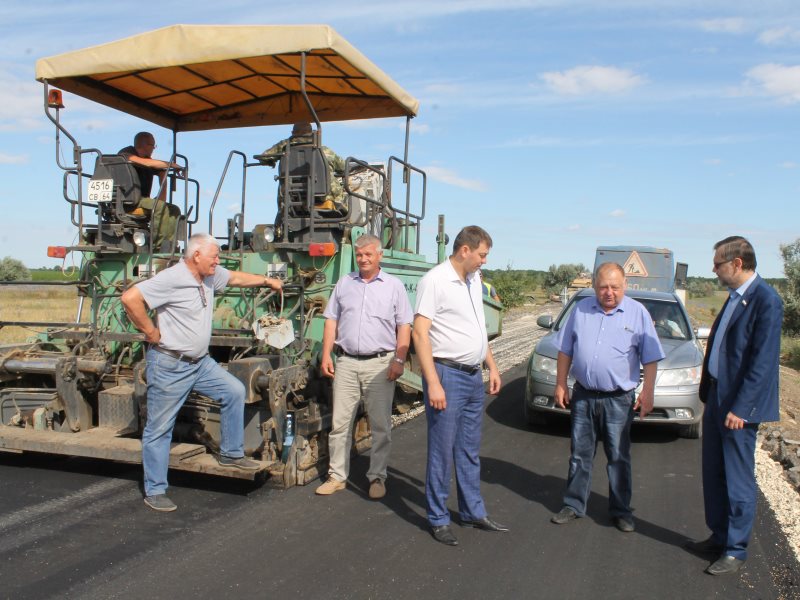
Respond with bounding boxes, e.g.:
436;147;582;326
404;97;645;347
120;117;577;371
623;251;649;277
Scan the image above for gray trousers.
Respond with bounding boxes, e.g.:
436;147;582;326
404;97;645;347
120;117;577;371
328;354;395;483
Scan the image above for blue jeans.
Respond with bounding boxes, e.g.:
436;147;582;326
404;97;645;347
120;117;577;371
563;385;635;518
143;348;246;496
424;363;486;526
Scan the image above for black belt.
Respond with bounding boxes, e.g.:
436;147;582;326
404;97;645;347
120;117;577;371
335;348;390;360
434;357;481;375
574;381;632;398
151;345;207;365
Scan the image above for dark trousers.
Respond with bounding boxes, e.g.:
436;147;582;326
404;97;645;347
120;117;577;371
563;385;635;518
702;380;758;560
424;363;486;526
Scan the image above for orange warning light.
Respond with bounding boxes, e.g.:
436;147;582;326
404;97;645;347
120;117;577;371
48;89;64;109
308;243;335;257
47;246;67;258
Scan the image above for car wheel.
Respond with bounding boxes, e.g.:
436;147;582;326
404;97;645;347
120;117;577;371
523;400;548;427
678;421;702;439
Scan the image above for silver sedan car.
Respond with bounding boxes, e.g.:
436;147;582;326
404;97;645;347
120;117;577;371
524;288;708;438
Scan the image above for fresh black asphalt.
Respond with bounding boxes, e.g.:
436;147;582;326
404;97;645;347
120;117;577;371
0;364;797;599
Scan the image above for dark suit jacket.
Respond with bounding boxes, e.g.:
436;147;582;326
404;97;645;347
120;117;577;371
699;275;783;423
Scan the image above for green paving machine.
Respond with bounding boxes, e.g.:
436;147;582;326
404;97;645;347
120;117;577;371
0;25;502;486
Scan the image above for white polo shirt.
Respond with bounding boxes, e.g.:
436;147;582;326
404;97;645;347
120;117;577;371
415;258;488;366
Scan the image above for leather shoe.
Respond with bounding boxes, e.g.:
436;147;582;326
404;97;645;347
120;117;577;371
551;507;578;525
460;516;509;532
684;535;723;556
705;555;745;576
431;525;458;546
613;516;635;533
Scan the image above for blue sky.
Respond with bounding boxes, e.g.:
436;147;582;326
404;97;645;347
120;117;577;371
1;1;798;277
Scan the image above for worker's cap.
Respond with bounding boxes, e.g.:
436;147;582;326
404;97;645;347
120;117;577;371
292;122;312;136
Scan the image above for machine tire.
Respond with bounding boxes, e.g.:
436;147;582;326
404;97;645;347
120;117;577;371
678;421;702;439
523;399;548;427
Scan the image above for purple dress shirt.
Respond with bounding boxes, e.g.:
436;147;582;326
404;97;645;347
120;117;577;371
323;268;413;355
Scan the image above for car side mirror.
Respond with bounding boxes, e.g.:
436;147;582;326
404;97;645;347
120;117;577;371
537;315;554;329
695;327;711;340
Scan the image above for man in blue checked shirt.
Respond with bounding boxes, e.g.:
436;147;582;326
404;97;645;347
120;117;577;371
550;262;664;533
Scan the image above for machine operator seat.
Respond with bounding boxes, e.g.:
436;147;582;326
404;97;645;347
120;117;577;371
90;154;148;226
277;144;332;216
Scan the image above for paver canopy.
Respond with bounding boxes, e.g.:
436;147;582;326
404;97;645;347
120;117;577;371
36;24;419;131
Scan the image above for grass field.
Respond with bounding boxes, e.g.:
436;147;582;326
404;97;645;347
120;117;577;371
0;287;87;344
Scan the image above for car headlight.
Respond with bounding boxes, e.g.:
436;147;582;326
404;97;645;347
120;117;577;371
657;366;701;386
532;353;557;376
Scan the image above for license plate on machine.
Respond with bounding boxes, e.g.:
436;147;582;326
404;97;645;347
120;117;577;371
88;179;114;203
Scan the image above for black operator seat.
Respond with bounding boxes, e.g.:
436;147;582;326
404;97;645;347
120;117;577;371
279;144;331;214
90;154;147;224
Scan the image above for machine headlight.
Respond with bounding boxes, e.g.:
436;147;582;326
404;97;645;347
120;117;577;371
532;353;557;376
262;226;275;243
657;366;701;386
132;231;147;247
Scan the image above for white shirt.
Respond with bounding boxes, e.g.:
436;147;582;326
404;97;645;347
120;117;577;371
414;258;488;365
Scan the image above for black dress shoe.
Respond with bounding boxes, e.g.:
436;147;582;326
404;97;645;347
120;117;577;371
684;535;723;555
460;516;509;532
431;525;458;546
612;516;635;533
551;507;578;525
705;555;745;576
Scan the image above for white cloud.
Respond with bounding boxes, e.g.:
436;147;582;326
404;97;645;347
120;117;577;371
540;66;645;96
698;17;746;34
758;27;800;46
704;158;722;165
779;161;797;169
745;63;800;103
423;165;488;192
0;73;42;132
567;224;580;231
609;209;625;218
0;152;28;164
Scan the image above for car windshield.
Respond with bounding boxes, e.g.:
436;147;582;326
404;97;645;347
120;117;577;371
639;299;691;340
554;294;691;341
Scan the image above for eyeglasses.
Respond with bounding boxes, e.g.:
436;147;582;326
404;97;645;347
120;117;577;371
713;259;733;269
198;285;207;307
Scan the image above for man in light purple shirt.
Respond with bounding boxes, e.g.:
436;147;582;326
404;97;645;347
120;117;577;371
550;262;664;533
315;234;413;499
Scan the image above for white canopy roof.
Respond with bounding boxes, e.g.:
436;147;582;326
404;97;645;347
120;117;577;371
36;24;419;132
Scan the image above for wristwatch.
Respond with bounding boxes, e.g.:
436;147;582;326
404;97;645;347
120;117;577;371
392;357;405;365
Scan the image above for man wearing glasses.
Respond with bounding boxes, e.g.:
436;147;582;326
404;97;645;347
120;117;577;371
121;232;283;512
686;236;783;575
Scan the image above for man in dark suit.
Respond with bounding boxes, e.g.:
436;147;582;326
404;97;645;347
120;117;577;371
687;236;783;575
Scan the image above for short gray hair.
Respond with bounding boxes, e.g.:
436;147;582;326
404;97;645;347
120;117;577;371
185;233;219;258
354;234;382;251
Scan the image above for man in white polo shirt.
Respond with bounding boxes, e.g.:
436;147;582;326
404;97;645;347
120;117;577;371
412;225;504;546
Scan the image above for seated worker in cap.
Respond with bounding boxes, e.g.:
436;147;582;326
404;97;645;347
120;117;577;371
118;131;183;250
255;122;346;211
